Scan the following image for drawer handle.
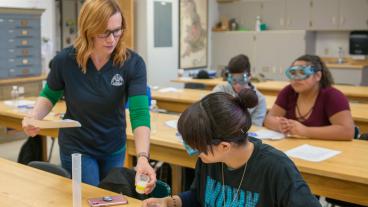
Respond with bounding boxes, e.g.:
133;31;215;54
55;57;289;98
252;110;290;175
20;19;29;27
22;59;29;64
21;30;28;35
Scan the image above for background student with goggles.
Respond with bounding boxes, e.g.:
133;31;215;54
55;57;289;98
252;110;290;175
264;54;354;140
213;54;266;126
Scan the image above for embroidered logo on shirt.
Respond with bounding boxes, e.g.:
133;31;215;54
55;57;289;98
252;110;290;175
111;74;124;86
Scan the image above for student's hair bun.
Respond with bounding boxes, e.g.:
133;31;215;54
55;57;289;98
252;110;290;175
236;88;258;109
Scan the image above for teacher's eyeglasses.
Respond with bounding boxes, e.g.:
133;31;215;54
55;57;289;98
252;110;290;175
96;28;122;39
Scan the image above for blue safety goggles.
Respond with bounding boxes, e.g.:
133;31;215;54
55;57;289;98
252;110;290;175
285;65;318;80
176;132;199;156
181;131;249;156
183;141;199;156
227;73;250;86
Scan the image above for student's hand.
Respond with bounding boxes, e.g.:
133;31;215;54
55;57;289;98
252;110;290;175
287;120;308;137
142;197;168;207
135;157;157;194
277;117;291;134
22;116;40;137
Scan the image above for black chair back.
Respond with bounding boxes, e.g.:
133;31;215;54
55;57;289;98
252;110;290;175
28;161;71;178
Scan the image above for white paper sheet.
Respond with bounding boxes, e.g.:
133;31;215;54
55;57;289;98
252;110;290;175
26;119;81;129
175;131;183;143
285;144;341;162
158;87;180;93
179;77;192;81
251;129;285;140
165;120;178;129
4;100;35;108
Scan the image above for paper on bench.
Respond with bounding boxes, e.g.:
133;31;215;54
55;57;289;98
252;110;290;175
175;131;183;143
27;119;81;129
285;144;341;162
179;77;192;81
4;100;35;107
165;120;178;129
252;129;285;140
158;87;180;93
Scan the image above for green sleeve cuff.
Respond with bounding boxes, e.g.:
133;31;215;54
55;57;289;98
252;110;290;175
39;83;64;106
128;95;150;130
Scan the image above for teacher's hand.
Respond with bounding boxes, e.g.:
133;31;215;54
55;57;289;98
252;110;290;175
135;156;157;194
22;116;40;137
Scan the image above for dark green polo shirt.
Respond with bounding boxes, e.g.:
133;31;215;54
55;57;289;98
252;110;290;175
47;46;149;157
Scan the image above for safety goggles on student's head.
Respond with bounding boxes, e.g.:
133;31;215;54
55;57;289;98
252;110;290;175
182;139;220;156
181;130;249;156
227;73;250;86
176;132;199;156
183;141;199;156
285;65;318;80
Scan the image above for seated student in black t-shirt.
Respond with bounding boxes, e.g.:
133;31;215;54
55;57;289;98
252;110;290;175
143;89;321;207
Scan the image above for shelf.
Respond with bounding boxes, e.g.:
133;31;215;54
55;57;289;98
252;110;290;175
0;74;47;86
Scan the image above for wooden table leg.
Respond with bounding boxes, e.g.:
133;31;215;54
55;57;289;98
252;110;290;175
125;153;134;169
171;164;182;195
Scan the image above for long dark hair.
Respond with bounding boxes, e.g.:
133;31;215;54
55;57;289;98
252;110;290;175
177;89;258;154
294;54;334;88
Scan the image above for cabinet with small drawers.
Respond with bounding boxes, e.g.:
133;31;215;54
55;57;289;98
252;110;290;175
0;8;44;79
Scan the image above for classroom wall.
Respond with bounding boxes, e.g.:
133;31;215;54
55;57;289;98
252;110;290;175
135;0;178;88
135;0;219;87
0;0;57;74
134;0;148;64
208;1;219;70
